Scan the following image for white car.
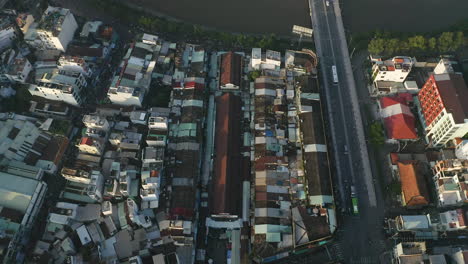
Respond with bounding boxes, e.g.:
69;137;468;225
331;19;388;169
326;1;330;6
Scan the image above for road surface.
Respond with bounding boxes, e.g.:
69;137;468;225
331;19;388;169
308;0;387;262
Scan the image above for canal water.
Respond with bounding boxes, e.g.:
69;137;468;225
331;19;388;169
127;0;468;35
128;0;311;36
342;0;468;33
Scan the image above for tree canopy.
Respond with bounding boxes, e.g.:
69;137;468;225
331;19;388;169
368;31;466;56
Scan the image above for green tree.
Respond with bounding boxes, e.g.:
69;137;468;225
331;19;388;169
249;70;261;81
193;25;204;37
385;38;400;56
428;37;437;52
438;32;454;52
388;179;402;196
236;34;247;47
399;40;410;53
368;38;385;55
369;122;385;146
408;35;426;52
453;31;465;51
138;16;152;28
181;23;193;35
167;23;179;33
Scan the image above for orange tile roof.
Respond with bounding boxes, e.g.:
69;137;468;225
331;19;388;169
398;161;430;208
390;153;399;165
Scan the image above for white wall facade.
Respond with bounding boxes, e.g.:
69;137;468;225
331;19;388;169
27;7;78;52
427;110;468;147
0;26;17;51
108;87;143;107
455;140;468;160
29;83;82;106
6;58;32;83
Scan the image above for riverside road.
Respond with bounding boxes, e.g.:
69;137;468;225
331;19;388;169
309;0;387;263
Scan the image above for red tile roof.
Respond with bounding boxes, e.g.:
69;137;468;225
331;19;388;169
398;160;430;208
80;137;93;146
390;153;399;165
418;74;468;126
212;93;242;215
380;97;417;139
220;52;242;87
184;81;204;90
457;209;466;227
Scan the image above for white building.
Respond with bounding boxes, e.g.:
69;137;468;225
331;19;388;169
147;116;168;146
24;6;78;52
29;69;87;106
439;209;467;231
455;140;468;160
141;33;158;45
16;13;35;34
432;159;468;207
251;48;261;69
77;137;104;156
82;114;110;132
61;168;104;202
433;57;462;75
79;21;102;39
140;147;164;209
5;57;33;83
251;48;281;70
108;37;158;106
372;56;415;82
130;111;148;125
58;55;92;77
0;19;18;52
108;86;144;107
418;74;468;147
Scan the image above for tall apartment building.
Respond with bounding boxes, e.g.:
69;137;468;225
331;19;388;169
417;74;468;147
29;68;87;106
24;6;77;52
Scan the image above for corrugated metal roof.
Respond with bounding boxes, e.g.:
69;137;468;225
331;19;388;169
0;171;43;213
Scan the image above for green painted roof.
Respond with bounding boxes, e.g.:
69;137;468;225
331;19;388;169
444;183;459;191
266;233;282;242
169;123;197;137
